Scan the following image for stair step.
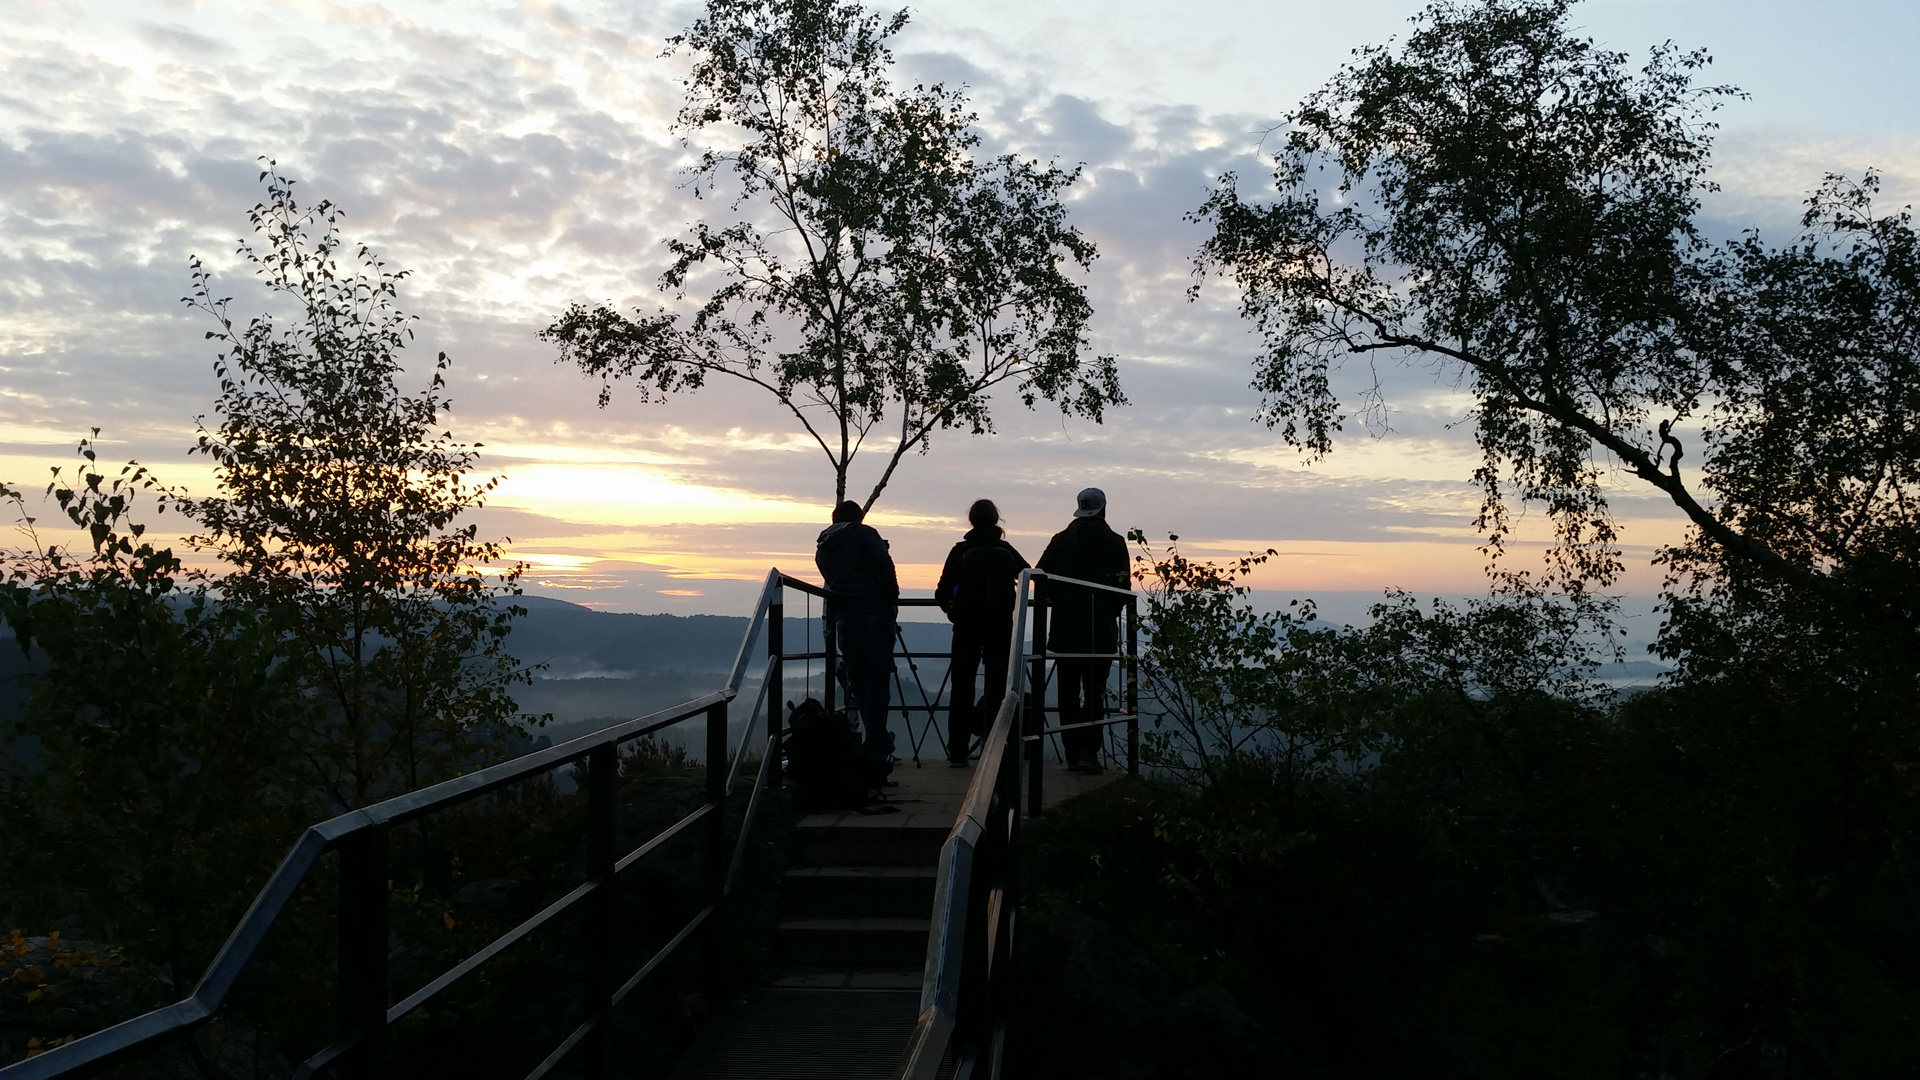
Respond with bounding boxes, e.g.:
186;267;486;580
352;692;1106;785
665;987;920;1080
792;822;948;867
783;866;938;919
768;968;922;990
777;917;931;968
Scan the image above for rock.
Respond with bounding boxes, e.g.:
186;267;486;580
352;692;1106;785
450;878;518;915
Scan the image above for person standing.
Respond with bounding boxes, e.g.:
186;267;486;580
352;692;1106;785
1037;487;1130;773
935;499;1029;767
815;500;900;751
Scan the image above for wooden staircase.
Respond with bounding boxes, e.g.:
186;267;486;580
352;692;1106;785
666;761;1116;1078
772;816;947;981
665;802;953;1078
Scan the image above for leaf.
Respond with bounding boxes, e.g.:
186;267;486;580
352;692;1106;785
442;911;456;931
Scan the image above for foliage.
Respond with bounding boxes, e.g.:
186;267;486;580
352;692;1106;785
1022;587;1920;1077
0;442;312;992
1129;532;1616;790
1661;174;1920;690
1185;1;1745;592
0;168;544;1063
1185;17;1920;1067
183;163;540;808
1127;531;1344;779
543;0;1124;508
619;733;699;780
3;930;133;1063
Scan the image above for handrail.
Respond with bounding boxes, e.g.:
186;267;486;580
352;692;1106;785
895;568;1141;1080
895;569;1038;1080
1028;568;1137;597
724;569;782;696
725;653;777;796
3;569;821;1080
10;565;1130;1079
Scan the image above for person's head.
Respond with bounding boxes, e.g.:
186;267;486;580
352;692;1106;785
1072;487;1107;520
831;500;864;524
967;498;1001;531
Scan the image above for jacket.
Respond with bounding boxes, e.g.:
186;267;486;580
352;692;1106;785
815;520;899;617
935;527;1030;625
1036;516;1130;653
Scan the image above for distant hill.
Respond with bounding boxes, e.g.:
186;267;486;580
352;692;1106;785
509;595;763;679
507;597;956;740
0;597;961;766
509;594;953;679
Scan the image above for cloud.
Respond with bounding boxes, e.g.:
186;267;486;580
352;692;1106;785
3;0;1913;610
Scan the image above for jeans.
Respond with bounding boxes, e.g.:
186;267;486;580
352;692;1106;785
835;609;897;749
948;617;1013;762
1055;657;1111;765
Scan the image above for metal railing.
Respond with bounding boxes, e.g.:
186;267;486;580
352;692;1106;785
1023;570;1141;817
3;569;826;1080
6;567;1138;1079
895;569;1140;1080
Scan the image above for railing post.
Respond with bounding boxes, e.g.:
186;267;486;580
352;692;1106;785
822;603;839;715
582;743;616;1079
998;716;1020;1077
337;826;389;1078
957;796;994;1059
769;586;785;790
1027;578;1047;818
1126;596;1140;778
704;699;727;960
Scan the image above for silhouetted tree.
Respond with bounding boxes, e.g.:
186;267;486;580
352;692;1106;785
0;442;310;992
1195;0;1850;597
544;0;1124;509
1184;4;1920;1070
184;163;538;808
1662;174;1920;665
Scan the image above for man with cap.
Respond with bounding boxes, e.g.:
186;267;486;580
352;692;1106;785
1036;487;1131;773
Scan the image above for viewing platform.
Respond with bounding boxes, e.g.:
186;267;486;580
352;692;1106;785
3;569;1134;1080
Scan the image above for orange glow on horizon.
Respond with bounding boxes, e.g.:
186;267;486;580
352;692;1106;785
1;448;1695;612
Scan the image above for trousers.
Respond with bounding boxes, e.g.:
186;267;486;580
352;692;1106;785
1054;656;1111;765
948;616;1012;762
834;609;896;749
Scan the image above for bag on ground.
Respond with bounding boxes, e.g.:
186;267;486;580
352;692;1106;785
783;698;894;812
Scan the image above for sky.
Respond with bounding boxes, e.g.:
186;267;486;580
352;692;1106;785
1;0;1916;615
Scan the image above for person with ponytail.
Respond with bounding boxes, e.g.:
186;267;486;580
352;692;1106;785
934;499;1029;767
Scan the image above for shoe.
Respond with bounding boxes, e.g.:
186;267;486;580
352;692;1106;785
1080;760;1106;775
948;757;970;769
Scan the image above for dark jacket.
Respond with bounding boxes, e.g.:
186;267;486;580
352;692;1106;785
815;520;899;617
1036;516;1130;653
935;527;1030;625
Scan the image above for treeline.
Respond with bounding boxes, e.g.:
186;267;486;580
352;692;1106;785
0;169;545;1066
1018;0;1919;1075
1021;539;1915;1076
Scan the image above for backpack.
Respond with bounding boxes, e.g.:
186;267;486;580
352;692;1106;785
948;543;1022;623
783;698;896;813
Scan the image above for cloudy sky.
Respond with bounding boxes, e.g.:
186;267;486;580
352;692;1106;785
2;0;1916;615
